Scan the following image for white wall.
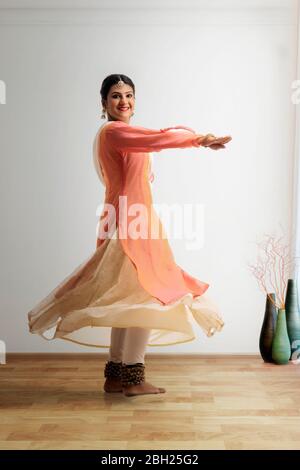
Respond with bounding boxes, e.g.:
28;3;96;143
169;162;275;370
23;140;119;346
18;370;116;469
0;0;298;353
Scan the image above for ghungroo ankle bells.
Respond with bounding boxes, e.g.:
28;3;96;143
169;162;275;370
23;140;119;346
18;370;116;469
121;362;145;387
104;361;123;379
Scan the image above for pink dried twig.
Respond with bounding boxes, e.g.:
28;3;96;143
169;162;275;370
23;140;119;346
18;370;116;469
247;232;300;309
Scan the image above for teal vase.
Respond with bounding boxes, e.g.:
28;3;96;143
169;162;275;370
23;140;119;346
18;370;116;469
285;278;300;360
259;293;277;362
272;308;291;365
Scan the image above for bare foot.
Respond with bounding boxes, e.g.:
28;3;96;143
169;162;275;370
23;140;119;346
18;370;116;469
122;380;166;397
104;377;122;393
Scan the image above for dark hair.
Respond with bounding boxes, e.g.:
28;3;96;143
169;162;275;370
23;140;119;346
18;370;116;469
100;74;135;105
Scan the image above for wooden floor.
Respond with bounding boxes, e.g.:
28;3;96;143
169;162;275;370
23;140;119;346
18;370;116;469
1;354;300;450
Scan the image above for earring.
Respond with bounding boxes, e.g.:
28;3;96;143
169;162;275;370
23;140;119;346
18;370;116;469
101;108;106;119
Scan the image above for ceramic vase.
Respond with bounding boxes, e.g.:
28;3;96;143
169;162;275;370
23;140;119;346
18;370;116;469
285;278;300;360
272;308;291;365
259;293;277;362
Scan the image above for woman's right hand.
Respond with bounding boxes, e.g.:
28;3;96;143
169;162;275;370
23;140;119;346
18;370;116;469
196;134;232;150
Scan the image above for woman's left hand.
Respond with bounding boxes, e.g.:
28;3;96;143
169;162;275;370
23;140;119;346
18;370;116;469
196;134;232;149
209;143;226;150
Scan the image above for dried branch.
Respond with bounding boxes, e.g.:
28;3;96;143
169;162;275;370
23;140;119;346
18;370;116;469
247;231;300;309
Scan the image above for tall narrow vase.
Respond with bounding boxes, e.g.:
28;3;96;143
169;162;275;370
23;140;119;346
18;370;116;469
259;293;277;362
285;278;300;360
271;308;291;365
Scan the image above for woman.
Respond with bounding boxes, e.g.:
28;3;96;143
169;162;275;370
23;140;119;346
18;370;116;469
27;74;232;397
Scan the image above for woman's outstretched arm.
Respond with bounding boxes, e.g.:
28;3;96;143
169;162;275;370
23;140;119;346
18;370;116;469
104;121;203;153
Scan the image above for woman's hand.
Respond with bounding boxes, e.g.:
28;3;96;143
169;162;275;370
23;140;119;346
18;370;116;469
196;133;232;150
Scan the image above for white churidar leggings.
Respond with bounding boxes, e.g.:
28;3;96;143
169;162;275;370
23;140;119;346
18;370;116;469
108;327;151;365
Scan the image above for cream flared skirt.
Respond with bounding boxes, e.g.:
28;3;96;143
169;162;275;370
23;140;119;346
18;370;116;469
27;229;224;348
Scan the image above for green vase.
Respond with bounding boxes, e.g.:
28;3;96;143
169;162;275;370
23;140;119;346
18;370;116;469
285;278;300;360
272;308;291;364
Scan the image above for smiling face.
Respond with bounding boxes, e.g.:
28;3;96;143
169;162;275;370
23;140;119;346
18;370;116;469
103;83;135;124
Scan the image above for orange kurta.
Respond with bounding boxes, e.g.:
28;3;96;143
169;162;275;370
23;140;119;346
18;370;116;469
95;120;209;306
27;120;224;348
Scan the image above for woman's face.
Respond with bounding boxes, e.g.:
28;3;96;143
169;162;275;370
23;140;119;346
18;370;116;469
104;83;135;124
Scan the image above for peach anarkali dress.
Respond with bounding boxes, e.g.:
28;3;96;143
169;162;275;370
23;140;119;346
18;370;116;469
27;120;224;347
